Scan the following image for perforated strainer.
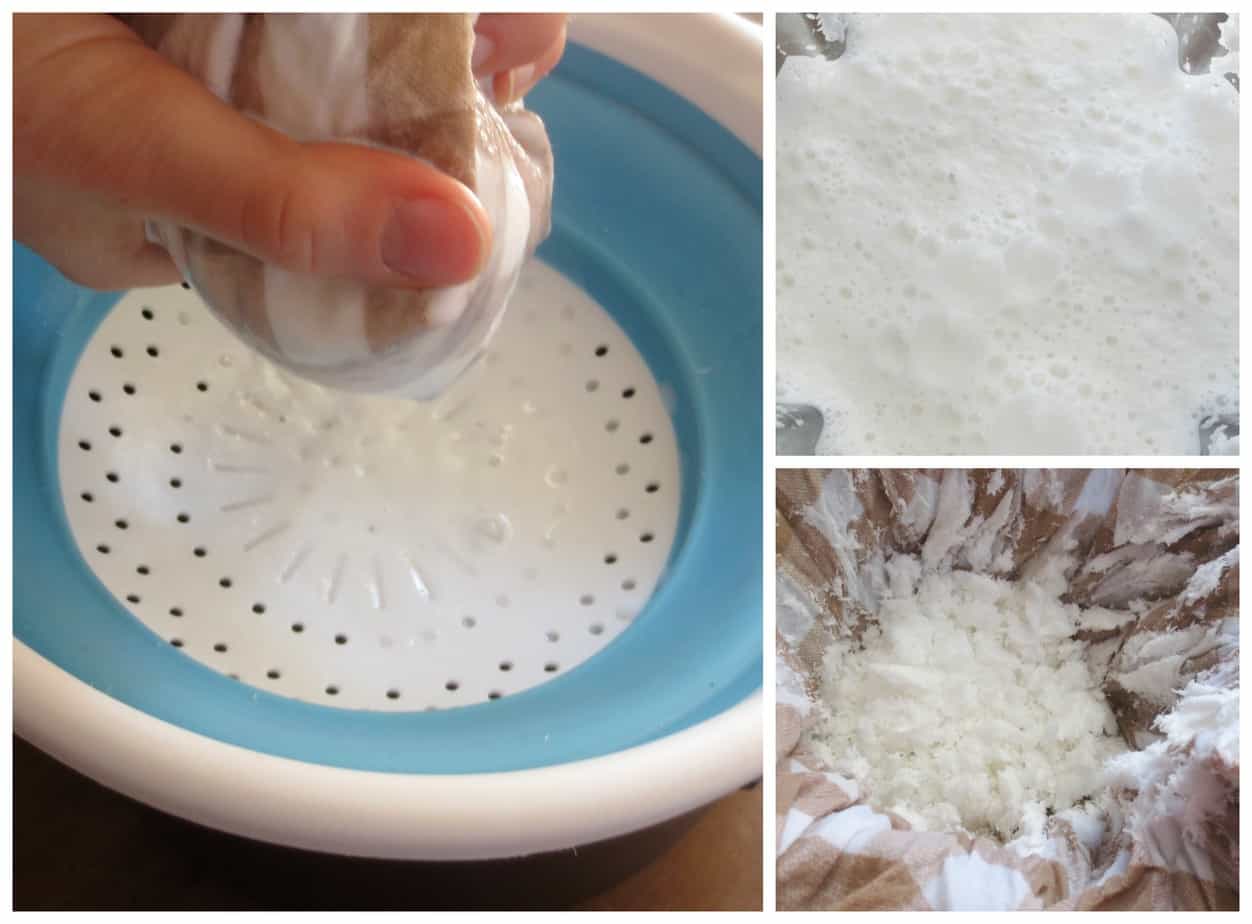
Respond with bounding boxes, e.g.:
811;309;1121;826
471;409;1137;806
14;14;762;861
59;262;682;711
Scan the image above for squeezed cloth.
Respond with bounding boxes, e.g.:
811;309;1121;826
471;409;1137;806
123;13;554;399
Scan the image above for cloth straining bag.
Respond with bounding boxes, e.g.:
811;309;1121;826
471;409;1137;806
777;469;1238;911
121;13;554;399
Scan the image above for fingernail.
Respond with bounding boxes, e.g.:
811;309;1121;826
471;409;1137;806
492;70;514;105
471;33;494;73
504;64;536;103
381;198;487;285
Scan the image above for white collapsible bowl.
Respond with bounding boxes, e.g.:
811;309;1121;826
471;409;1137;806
14;13;763;860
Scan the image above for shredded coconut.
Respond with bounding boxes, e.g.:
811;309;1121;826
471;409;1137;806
807;569;1128;838
1105;675;1238;879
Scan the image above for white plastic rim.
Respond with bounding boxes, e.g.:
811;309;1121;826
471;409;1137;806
15;647;762;860
14;12;764;859
570;12;763;154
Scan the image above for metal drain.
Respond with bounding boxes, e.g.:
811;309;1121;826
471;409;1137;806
58;262;680;711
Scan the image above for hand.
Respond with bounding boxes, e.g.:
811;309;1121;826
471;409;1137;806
473;14;568;105
13;14;565;294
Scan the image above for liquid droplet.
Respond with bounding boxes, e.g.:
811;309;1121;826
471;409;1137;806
474;513;513;546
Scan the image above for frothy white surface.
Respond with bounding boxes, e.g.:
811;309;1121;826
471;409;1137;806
777;14;1238;454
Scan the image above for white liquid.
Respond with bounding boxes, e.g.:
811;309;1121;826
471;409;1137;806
777;14;1238;454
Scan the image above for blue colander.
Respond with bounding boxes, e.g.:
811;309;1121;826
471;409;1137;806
14;14;762;859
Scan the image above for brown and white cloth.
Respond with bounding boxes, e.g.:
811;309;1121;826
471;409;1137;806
777;469;1239;911
123;13;553;400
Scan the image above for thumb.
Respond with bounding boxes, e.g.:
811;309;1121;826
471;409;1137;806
15;14;491;290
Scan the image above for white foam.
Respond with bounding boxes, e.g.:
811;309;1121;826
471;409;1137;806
777;14;1238;453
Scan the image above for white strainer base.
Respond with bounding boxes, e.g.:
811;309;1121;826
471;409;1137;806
58;261;680;711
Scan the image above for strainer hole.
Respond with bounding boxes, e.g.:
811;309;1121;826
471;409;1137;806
126;593;140;604
177;513;190;524
114;519;128;530
594;344;608;357
141;307;154;320
193;546;206;557
106;472;119;483
170;443;183;454
616;463;631;476
604;553;618;564
108;426;122;438
169;607;183;617
445;680;460;692
622;578;637;591
605;419;620;432
499;661;513;672
488;691;502;700
80;492;94;503
213;642;228;653
585;379;599;392
196;381;209;392
544;662;559;673
546;630;559;642
170;478;182;489
110;346;123;358
219;577;232;588
621;387;636;399
136;565;149;576
616;508;630;520
96;544;109;555
639;433;654;444
326;685;339;696
78;440;91;451
122;383;136;396
252;603;266;614
640;532;655;543
291;622;304;633
386;689;401;700
171;638;184;648
181;281;190;290
646;482;660;494
88;390;101;402
334;633;348;645
462;616;476;628
590;623;605;635
146;345;159;358
267;669;281;680
580;594;595;606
